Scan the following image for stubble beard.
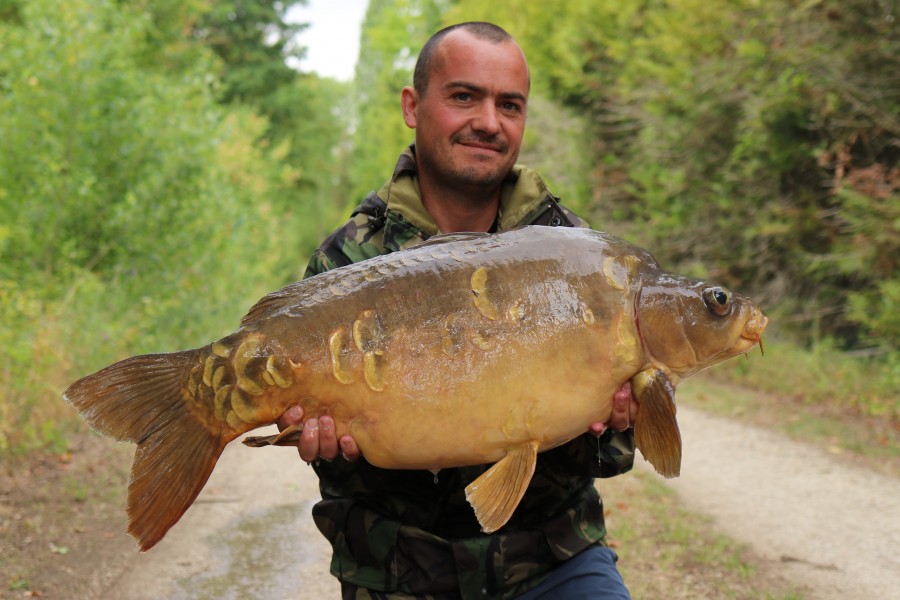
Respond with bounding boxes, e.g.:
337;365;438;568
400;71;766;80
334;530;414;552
423;137;513;196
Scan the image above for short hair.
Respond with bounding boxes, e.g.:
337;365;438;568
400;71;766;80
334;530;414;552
412;22;519;95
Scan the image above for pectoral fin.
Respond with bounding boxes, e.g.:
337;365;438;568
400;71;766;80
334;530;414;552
465;441;539;533
631;368;682;478
242;424;303;447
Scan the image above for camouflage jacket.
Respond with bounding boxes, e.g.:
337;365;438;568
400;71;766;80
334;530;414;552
305;146;635;599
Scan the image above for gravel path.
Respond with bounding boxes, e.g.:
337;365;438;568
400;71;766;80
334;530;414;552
105;410;900;599
106;426;339;600
655;405;900;600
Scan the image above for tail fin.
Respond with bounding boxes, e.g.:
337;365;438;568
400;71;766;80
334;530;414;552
631;368;682;478
64;350;226;551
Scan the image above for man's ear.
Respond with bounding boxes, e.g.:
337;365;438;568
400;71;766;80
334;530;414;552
400;86;418;129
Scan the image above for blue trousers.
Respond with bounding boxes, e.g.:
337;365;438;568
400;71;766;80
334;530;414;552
515;546;631;599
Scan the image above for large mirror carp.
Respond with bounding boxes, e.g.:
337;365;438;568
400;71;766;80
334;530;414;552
64;226;767;551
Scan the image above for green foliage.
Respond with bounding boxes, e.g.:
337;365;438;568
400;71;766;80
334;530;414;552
848;280;900;352
712;332;899;420
124;0;212;71
517;94;596;217
259;72;353;211
191;1;350;231
0;0;21;23
195;0;307;105
347;0;448;204
832;177;900;350
0;0;347;452
0;0;221;281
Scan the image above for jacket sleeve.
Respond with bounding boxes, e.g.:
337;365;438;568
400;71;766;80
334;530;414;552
539;429;635;479
597;430;636;477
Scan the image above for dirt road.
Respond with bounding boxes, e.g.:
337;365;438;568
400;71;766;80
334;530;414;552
655;405;900;600
104;426;339;600
103;410;899;600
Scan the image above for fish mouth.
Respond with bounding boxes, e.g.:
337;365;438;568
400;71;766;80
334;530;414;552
737;311;768;355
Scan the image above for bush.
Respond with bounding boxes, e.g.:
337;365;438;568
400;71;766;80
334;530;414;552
0;0;334;451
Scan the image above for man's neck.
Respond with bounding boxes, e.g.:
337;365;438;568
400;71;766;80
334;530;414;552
419;180;502;234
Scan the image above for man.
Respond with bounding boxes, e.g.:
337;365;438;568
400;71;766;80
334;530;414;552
279;22;636;599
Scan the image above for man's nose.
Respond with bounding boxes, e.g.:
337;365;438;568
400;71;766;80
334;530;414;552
471;102;501;134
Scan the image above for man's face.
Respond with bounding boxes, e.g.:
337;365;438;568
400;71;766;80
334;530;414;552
402;31;529;193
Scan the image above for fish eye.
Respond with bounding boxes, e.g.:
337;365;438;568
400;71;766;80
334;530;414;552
703;287;732;316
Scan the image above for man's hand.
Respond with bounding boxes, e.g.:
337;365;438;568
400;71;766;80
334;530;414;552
277;406;361;463
589;381;638;437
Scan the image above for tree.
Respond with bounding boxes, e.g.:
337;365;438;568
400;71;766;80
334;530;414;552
194;0;308;105
347;0;447;204
192;1;351;224
0;0;339;449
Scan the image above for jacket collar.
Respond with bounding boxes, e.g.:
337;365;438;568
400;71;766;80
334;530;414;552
377;145;557;251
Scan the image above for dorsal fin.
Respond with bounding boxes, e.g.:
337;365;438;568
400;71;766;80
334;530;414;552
239;280;308;327
240;232;494;328
409;231;491;249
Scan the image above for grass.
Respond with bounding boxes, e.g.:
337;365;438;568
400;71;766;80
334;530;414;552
681;369;898;478
708;333;899;422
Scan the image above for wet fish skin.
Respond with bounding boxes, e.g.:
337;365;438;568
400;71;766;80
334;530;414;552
63;226;767;551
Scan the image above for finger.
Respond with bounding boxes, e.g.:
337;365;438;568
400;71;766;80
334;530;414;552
589;421;608;437
317;415;339;461
277;405;304;431
617;381;639;425
613;380;632;403
609;389;631;432
299;418;319;463
340;435;361;461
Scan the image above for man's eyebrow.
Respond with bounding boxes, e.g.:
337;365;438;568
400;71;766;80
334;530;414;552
444;81;527;103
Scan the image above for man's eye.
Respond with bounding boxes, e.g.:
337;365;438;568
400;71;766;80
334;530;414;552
454;93;472;102
501;102;521;112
